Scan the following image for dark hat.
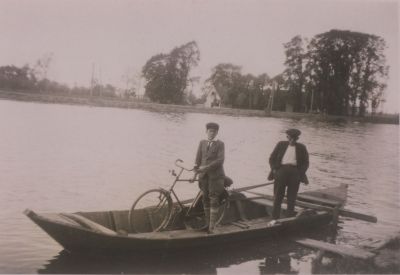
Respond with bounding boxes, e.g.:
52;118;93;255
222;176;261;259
286;128;301;138
206;122;219;130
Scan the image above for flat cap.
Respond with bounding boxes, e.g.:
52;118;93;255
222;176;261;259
206;122;219;130
286;128;301;138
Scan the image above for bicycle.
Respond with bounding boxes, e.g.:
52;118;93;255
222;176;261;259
128;159;229;233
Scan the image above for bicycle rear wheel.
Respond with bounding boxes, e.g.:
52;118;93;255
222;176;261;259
129;189;173;233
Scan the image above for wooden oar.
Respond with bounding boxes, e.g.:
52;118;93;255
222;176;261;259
296;199;377;223
245;190;377;223
296;238;375;260
297;193;343;207
179;182;274;205
231;181;274;193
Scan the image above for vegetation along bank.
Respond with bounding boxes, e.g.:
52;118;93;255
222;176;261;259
0;90;397;125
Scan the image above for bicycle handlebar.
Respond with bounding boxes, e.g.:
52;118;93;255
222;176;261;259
174;159;198;183
175;159;194;171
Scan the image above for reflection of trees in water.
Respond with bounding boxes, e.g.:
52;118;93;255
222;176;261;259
38;226;337;274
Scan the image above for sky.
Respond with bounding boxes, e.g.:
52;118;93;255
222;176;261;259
0;0;398;112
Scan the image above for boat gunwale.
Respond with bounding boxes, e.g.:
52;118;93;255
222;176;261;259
25;207;332;241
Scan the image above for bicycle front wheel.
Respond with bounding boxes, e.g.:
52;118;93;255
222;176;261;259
129;189;173;233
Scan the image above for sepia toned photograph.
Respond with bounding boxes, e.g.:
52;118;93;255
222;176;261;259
0;0;398;274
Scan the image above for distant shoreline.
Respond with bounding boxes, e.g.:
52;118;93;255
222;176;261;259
0;90;398;125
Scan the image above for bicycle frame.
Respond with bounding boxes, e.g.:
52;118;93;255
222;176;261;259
163;159;199;215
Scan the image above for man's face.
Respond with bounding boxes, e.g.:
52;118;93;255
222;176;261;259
207;129;218;140
287;135;296;145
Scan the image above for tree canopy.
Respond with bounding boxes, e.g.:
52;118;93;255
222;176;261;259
284;29;389;116
283;35;306;112
0;65;36;90
142;41;200;104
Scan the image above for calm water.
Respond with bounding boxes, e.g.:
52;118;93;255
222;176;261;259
0;99;398;274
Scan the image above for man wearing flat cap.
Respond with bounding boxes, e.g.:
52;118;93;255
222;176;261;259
268;128;309;219
194;122;225;234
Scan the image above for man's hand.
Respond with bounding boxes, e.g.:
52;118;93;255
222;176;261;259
197;165;207;173
189;172;198;183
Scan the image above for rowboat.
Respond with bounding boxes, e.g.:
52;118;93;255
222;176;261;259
25;183;372;254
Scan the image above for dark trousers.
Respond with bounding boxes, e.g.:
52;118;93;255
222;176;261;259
272;165;300;219
199;174;225;210
199;174;224;228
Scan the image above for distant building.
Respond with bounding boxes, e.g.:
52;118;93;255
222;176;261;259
205;91;221;108
203;83;221;108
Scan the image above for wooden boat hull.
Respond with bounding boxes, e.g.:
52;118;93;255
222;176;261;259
25;186;346;253
26;209;333;253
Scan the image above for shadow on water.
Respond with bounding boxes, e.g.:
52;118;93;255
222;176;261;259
37;226;339;274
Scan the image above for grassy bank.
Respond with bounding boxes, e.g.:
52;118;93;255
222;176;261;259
0;90;398;125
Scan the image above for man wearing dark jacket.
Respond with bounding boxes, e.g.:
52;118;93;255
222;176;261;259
268;128;309;219
194;122;225;233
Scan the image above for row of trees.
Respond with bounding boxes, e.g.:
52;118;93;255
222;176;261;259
141;42;282;110
141;30;389;116
283;30;388;116
0;59;118;98
203;64;271;110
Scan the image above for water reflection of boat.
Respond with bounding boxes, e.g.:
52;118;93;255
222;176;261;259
38;228;336;274
25;184;348;254
259;255;294;274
